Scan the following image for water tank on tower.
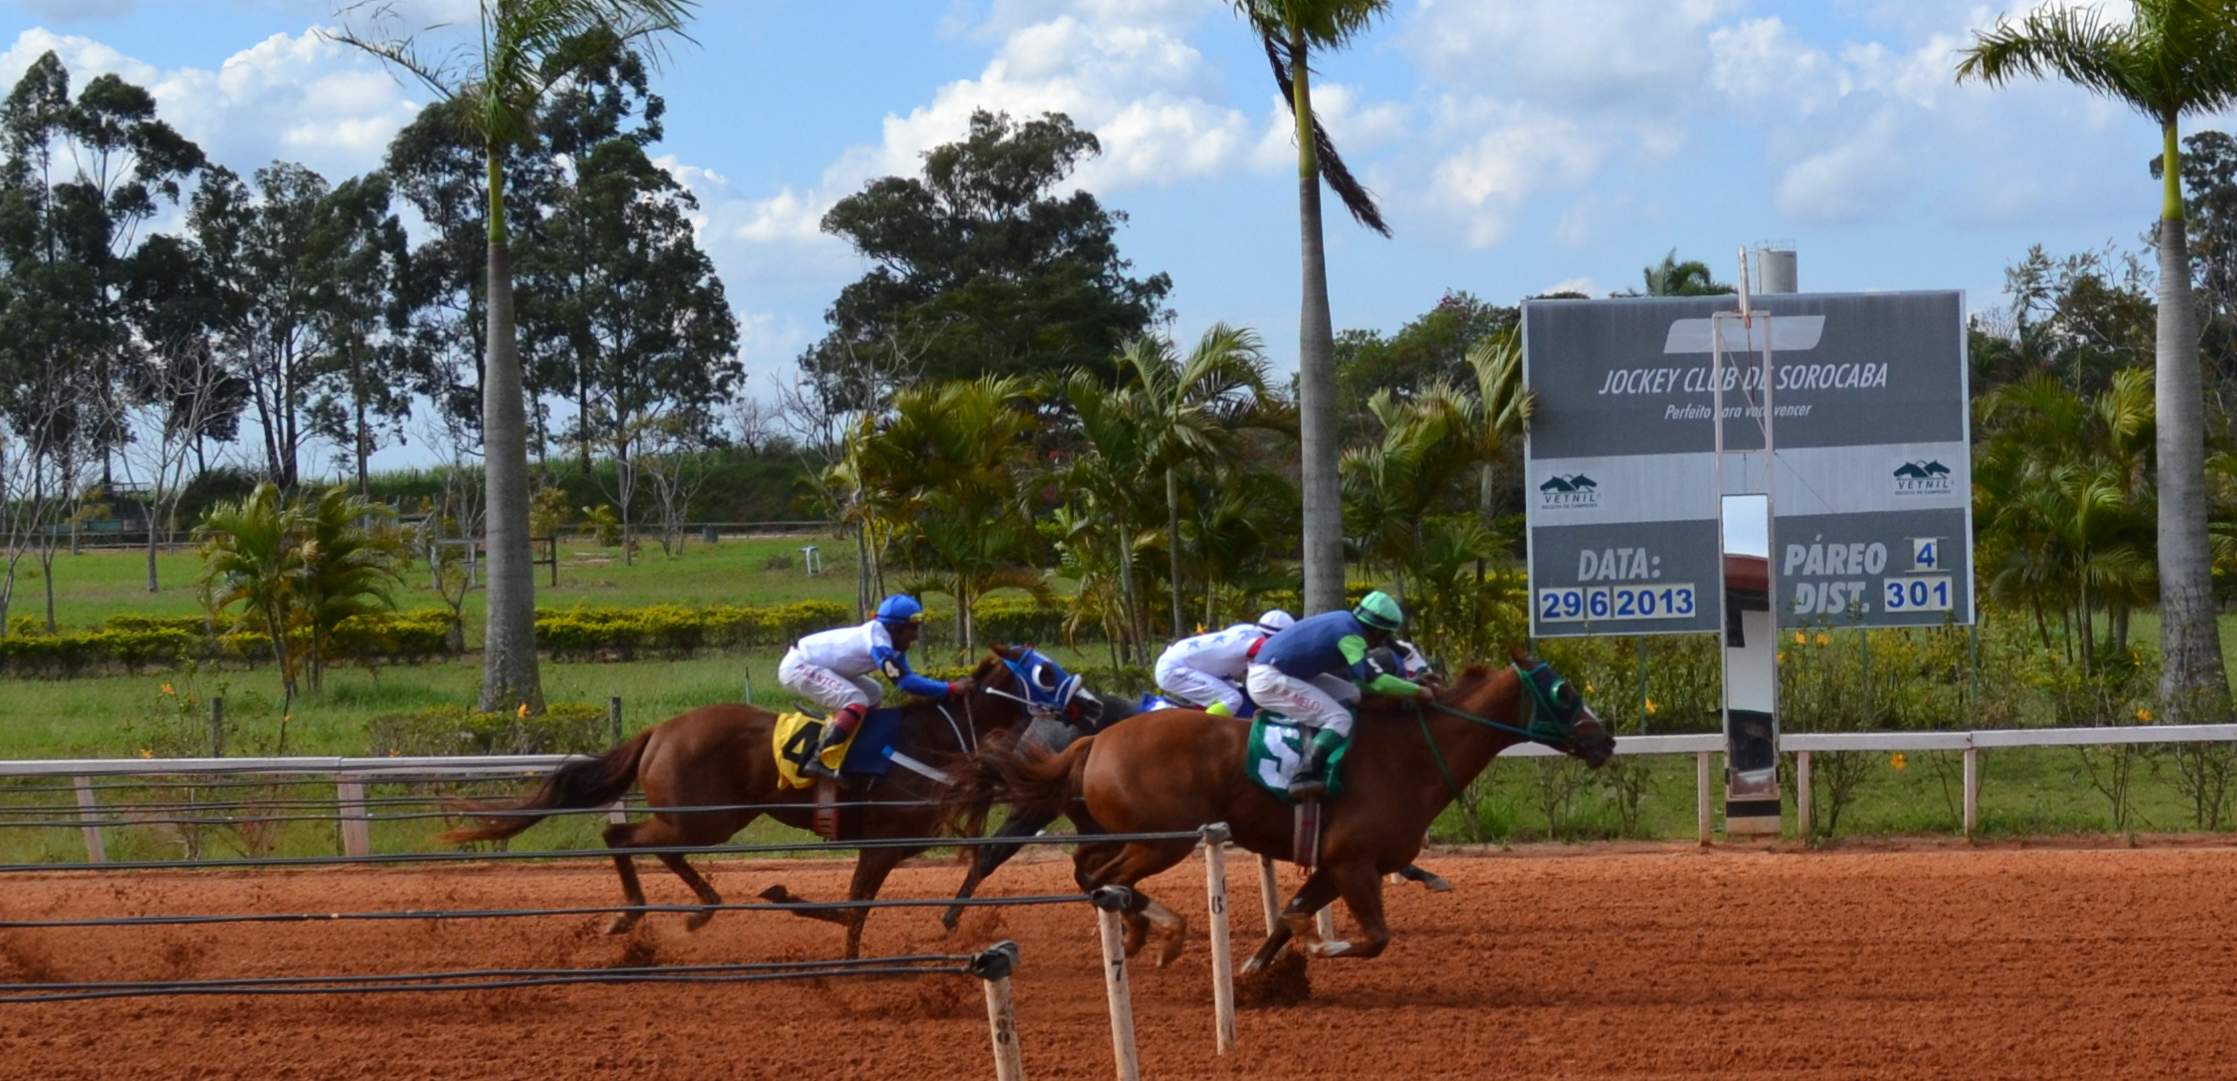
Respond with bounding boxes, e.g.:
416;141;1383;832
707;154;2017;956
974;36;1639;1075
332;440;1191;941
1754;242;1797;294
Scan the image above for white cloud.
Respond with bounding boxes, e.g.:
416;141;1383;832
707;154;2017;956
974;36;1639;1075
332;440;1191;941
1408;0;1742;114
1422;101;1605;248
3;27;417;182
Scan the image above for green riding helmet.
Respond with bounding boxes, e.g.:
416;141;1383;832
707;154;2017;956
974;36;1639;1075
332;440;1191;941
1353;590;1404;632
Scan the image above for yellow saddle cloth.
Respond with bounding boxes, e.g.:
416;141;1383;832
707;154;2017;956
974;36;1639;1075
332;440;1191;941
772;712;857;790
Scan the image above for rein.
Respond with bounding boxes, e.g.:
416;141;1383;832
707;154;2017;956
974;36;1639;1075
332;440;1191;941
1408;664;1576;805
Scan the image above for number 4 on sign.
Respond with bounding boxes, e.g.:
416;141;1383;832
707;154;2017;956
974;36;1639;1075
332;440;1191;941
1911;538;1940;571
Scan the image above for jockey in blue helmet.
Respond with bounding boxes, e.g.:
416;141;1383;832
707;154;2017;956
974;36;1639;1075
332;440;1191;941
778;595;975;780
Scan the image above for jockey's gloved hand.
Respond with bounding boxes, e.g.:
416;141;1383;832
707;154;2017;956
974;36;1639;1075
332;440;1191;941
947;676;977;697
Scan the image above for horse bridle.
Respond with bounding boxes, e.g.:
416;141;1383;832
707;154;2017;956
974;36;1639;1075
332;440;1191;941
950;648;1088;753
1409;660;1592;803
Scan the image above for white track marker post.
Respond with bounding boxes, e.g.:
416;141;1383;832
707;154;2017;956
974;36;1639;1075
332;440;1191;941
1201;824;1237;1054
608;800;628;825
1795;750;1812;840
71;776;104;863
971;941;1026;1081
1089;887;1142;1081
1257;854;1280;935
336;775;371;858
1963;746;1979;837
1696;751;1713;844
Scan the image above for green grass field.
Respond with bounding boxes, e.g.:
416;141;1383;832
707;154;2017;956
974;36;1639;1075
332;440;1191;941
4;542;2237;855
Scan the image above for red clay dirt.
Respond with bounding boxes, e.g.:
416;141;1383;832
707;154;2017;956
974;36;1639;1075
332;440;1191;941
3;841;2237;1079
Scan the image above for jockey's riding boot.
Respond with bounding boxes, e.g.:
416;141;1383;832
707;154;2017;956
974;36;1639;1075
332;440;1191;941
1287;727;1348;799
801;706;864;781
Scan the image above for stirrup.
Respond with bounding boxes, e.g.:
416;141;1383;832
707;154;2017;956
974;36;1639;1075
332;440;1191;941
801;757;840;780
1287;773;1327;798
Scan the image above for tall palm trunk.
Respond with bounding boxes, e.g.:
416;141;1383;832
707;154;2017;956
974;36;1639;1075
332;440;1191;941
479;144;544;714
1167;466;1185;636
1291;27;1344;616
2155;123;2229;724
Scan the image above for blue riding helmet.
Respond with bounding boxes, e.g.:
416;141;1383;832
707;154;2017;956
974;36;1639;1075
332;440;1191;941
875;595;926;625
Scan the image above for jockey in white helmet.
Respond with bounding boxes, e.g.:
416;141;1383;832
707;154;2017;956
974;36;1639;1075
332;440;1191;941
1152;609;1295;716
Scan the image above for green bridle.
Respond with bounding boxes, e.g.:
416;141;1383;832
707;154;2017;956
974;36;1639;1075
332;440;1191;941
1409;660;1590;806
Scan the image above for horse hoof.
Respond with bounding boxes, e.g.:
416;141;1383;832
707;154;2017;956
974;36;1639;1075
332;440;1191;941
1419;873;1454;893
605;915;639;936
1155;932;1187;969
685;909;715;932
1304;938;1351;959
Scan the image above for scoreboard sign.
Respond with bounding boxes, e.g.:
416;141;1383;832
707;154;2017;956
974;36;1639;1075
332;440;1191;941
1522;292;1973;638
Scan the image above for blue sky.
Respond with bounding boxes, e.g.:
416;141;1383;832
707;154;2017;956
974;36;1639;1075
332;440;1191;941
0;0;2180;470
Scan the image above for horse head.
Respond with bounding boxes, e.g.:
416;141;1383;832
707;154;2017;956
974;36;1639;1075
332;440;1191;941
965;644;1101;747
1501;645;1616;768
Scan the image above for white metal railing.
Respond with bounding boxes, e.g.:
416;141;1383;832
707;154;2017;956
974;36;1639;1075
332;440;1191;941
8;723;2237;862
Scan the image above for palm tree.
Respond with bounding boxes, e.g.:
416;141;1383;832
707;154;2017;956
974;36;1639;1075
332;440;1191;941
1118;324;1277;637
1230;0;1392;616
196;484;305;708
332;0;698;713
295;486;404;692
1056;368;1161;658
1642;250;1736;296
1959;0;2237;721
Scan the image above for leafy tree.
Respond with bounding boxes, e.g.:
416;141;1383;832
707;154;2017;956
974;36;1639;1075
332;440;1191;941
196;483;401;706
1640;250;1736;296
335;0;700;714
304;172;415;495
1335;290;1514;434
1960;0;2237;722
521;137;738;561
806;109;1172;402
1229;0;1393;617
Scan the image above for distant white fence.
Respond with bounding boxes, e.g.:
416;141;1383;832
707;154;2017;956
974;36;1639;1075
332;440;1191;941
9;724;2237;862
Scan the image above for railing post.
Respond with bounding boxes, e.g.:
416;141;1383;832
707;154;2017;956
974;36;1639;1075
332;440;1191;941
1795;750;1812;840
208;696;224;758
1089;887;1142;1081
1697;750;1713;843
975;942;1027;1081
1201;824;1236;1054
1963;745;1979;837
72;776;105;863
336;774;371;858
608;696;624;745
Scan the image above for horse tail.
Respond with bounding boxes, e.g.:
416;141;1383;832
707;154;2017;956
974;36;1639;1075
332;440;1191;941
433;730;652;844
942;732;1094;836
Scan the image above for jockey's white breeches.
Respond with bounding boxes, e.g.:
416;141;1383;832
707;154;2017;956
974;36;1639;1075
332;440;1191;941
1154;656;1248;714
1244;665;1358;738
778;649;884;714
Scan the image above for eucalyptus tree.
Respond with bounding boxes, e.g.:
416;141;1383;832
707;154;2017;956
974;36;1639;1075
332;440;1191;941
1959;0;2237;721
334;0;698;713
1228;0;1392;615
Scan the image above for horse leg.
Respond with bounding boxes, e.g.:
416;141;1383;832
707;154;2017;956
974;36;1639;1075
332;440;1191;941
602;820;653;935
943;808;1056;932
840;845;912;960
1082;839;1198;967
1321;861;1392;960
1244;868;1340;975
657;851;725;931
1399;864;1453;892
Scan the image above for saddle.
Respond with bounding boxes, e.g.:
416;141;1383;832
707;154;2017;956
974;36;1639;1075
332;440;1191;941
1245;715;1351;870
772;709;907;790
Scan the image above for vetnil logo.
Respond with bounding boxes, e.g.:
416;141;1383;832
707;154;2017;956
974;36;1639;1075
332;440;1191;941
1538;474;1599;508
1892;460;1953;496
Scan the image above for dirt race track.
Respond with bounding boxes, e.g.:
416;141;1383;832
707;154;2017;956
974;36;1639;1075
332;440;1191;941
3;840;2237;1080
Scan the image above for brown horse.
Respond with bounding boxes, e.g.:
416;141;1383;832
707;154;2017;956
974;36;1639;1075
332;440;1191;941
957;654;1614;971
435;644;1094;957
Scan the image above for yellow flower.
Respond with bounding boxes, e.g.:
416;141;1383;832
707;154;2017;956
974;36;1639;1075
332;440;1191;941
1645;698;1659;715
1777;651;1786;663
1793;632;1806;645
1815;634;1831;646
2136;708;2153;722
138;748;153;759
517;703;530;719
1890;753;1907;770
1585;683;1596;694
160;683;175;696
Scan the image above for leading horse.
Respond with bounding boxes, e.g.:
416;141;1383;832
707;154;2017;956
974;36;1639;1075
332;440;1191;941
435;644;1093;957
954;652;1614;969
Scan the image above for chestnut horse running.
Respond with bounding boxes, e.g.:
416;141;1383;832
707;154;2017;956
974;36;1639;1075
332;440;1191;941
436;645;1093;957
958;653;1614;970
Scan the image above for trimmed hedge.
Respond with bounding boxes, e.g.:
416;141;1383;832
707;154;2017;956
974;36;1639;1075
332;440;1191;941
536;600;853;661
